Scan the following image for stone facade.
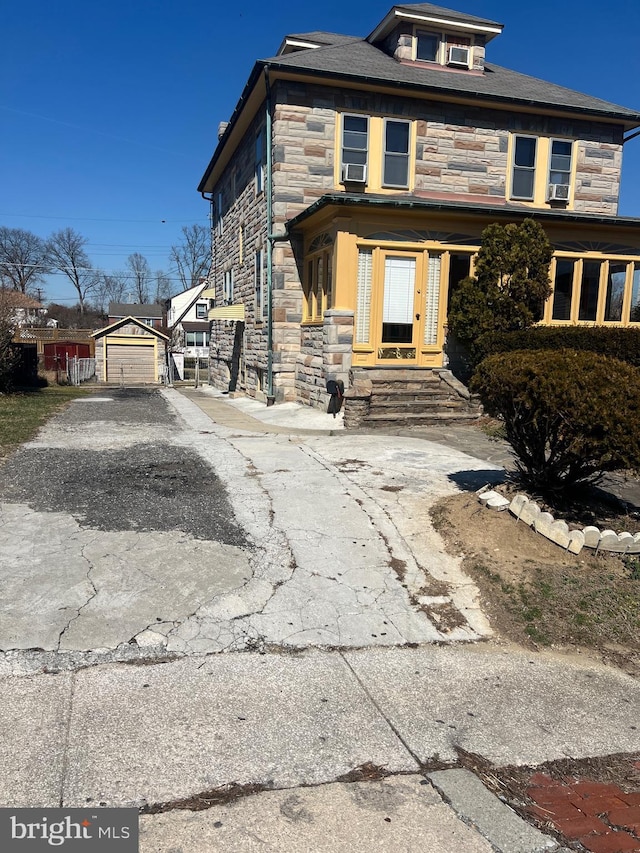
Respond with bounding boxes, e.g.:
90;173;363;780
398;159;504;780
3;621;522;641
203;23;630;410
272;79;623;214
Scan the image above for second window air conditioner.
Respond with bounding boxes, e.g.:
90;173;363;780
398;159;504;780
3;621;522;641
548;183;570;201
447;46;470;67
342;163;367;183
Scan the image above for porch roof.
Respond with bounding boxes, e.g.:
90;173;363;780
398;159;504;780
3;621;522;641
286;192;640;235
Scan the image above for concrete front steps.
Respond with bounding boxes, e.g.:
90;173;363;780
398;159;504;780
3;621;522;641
344;368;482;429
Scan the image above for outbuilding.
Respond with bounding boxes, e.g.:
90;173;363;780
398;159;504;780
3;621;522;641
92;317;169;384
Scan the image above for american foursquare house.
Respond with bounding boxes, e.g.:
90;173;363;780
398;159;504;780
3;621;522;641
198;3;640;426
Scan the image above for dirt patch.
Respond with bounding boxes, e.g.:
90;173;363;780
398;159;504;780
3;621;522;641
431;492;640;676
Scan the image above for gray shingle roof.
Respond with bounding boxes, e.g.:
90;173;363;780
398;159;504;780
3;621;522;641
265;39;640;123
108;302;164;318
284;31;360;46
385;3;503;30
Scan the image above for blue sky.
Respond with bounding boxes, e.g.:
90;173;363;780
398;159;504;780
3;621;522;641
2;0;639;305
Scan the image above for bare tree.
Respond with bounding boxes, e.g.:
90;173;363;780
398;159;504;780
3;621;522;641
153;269;173;304
170;224;210;291
46;228;100;315
0;227;51;294
93;272;129;313
126;253;152;303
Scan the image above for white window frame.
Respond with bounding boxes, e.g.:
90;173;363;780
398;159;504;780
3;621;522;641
382;118;411;189
223;269;234;304
340;113;369;176
547;138;573;192
510;135;538;201
195;302;207;319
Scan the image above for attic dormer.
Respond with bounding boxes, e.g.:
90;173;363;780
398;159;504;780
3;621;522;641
368;3;503;73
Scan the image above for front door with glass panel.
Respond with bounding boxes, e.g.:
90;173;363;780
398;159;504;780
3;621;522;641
377;253;421;362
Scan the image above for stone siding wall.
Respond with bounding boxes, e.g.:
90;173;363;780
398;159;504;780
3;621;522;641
207;109;274;396
273;79;623;214
295;310;354;409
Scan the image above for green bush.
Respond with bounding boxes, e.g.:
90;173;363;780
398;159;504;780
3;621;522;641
448;219;553;365
478;325;640;367
471;348;640;495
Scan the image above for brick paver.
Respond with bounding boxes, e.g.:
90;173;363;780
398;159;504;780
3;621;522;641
527;772;640;853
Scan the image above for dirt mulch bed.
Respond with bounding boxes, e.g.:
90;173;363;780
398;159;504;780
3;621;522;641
430;490;640;677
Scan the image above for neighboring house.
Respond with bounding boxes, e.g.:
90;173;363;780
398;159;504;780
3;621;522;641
2;290;55;327
166;282;212;359
92;317;169;384
197;2;640;421
108;303;165;331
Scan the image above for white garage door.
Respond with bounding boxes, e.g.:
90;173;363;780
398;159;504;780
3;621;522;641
106;343;155;383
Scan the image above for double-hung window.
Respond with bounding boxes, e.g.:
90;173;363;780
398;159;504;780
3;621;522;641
510;135;574;204
195;302;207;319
548;139;573;195
339;114;414;190
511;136;537;200
383;119;411;188
341;114;369;181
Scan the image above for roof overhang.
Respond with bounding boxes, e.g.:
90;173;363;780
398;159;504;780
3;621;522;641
208;304;245;321
367;7;504;45
91;316;169;340
277;37;323;55
287;192;640;238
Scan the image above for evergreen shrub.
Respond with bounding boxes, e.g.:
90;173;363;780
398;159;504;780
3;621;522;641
471;348;640;494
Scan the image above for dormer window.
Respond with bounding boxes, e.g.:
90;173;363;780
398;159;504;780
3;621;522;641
416;30;439;62
413;29;472;69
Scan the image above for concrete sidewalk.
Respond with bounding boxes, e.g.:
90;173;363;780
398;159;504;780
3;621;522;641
4;644;635;849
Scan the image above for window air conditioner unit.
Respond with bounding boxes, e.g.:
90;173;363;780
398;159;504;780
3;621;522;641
447;46;470;67
548;183;570;201
342;163;367;183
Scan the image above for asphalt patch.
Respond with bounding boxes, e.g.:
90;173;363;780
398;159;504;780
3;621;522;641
57;387;179;426
1;443;248;545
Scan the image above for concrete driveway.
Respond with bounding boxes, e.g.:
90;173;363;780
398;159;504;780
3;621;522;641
2;387;639;853
0;387;500;672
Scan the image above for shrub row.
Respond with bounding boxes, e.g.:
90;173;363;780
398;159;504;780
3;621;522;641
478;325;640;368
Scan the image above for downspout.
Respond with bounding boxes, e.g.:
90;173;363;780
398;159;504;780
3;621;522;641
264;67;289;405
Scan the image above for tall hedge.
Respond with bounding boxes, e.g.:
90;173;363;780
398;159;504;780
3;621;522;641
478;325;640;368
471;348;640;494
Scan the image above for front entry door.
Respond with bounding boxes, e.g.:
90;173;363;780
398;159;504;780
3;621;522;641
377;253;421;363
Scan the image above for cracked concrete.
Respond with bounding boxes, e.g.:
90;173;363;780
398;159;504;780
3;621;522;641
0;387;499;671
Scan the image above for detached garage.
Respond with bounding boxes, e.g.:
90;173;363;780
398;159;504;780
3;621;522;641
92;317;169;384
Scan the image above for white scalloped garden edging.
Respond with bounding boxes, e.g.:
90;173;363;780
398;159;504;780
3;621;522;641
476;489;640;556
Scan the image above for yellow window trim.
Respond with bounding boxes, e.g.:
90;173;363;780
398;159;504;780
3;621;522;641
506;133;577;210
335;113;416;192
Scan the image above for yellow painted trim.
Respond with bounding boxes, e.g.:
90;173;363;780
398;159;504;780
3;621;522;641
200;288;216;298
334;113;416;192
507;133;576;210
208;304;245;320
